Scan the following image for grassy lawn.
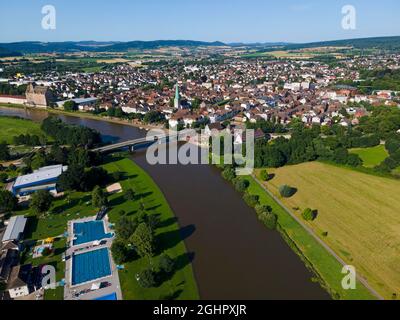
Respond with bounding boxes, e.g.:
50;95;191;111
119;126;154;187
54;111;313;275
103;156;199;300
349;145;388;168
0;115;47;144
256;161;400;299
247;175;375;300
19;191;99;300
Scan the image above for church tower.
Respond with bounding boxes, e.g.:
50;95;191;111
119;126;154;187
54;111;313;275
174;83;180;109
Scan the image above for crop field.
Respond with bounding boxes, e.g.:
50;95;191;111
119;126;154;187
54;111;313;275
349;145;388;168
258;162;400;299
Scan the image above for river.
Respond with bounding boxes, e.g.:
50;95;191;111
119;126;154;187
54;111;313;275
0;107;330;300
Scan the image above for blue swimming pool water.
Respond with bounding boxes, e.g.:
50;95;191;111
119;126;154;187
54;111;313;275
72;248;112;285
73;220;112;246
94;292;117;300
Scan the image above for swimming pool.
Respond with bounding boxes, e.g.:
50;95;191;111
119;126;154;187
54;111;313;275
73;220;113;246
72;248;112;286
94;292;117;300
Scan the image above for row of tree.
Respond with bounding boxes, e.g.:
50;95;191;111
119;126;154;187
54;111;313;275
41;117;101;147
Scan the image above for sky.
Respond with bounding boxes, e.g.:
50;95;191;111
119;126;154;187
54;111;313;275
1;0;400;43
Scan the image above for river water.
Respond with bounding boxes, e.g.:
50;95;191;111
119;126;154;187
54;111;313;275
0;107;330;300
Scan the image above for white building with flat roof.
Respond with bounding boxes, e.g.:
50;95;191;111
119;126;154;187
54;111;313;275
12;164;67;197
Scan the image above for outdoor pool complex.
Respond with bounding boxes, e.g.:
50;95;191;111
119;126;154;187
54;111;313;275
73;220;112;246
72;248;112;285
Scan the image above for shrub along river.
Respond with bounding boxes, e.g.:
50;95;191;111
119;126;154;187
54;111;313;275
0;107;329;299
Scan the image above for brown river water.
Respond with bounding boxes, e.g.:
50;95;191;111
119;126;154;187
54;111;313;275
0;107;330;300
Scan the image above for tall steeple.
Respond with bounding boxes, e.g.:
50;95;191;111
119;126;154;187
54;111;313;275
174;83;180;109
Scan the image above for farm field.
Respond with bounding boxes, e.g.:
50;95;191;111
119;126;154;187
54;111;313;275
0;115;47;144
349;145;388;168
258;162;400;299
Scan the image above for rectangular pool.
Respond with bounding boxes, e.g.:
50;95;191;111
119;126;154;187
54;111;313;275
73;220;112;246
72;248;112;286
94;292;117;300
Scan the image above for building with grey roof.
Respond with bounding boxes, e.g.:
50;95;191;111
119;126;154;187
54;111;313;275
1;216;27;243
12;164;67;197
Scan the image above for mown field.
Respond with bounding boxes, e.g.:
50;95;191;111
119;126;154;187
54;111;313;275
259;162;400;299
247;176;375;300
0;115;46;144
349;145;388;168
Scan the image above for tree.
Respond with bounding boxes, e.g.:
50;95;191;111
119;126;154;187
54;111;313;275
302;208;317;221
159;253;175;274
234;178;249;193
259;212;278;230
0;172;8;183
58;165;85;191
124;189;135;201
221;166;236;181
279;185;296;198
0;190;18;213
30;190;53;214
243;192;260;208
116;216;137;242
137;269;156;288
63;100;78;111
92;186;108;208
259;169;269;181
0;142;10;161
130;222;155;259
111;240;131;264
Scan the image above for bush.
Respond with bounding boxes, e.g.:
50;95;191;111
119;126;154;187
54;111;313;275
243;192;260;208
259;169;269;181
302;208;318;221
0;190;18;213
279;185;296;198
137;269;156;288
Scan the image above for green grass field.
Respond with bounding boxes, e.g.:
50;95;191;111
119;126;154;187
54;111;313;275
18;155;198;300
0;115;46;144
349;145;388;168
258;161;400;299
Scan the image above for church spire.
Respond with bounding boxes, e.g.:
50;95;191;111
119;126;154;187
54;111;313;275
174;83;180;109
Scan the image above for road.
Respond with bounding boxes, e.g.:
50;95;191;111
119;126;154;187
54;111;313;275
251;175;384;300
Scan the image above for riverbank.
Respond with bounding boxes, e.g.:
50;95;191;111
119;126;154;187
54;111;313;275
0;103;163;132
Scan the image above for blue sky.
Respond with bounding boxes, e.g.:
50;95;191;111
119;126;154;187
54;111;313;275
1;0;399;43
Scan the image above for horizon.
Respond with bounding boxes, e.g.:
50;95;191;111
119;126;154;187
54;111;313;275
1;0;399;43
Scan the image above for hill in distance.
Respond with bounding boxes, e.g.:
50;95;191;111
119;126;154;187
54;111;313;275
0;36;399;56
